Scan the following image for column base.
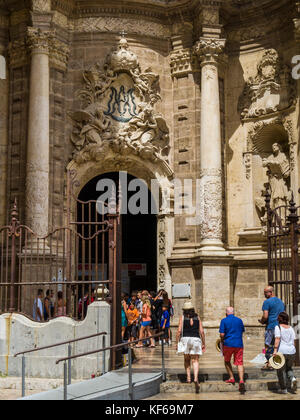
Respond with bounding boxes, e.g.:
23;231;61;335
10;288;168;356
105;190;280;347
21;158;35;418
198;239;229;256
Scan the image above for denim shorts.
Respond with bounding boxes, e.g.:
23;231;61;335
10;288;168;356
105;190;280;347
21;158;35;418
142;321;151;327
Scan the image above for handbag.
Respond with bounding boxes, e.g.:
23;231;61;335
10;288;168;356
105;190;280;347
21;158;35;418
177;316;185;353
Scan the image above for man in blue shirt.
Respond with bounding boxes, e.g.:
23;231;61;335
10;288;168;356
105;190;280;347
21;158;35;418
219;307;245;393
259;286;285;370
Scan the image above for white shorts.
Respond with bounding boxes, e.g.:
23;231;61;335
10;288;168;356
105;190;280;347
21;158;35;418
178;337;202;355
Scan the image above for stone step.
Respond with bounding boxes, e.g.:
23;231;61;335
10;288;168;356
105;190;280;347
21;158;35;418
160;379;279;393
166;367;300;383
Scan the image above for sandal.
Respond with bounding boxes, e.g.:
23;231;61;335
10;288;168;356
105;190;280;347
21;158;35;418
194;381;200;393
261;364;274;371
150;345;156;348
135;345;143;348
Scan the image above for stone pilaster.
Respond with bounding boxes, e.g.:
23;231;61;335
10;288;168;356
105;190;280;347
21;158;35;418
194;37;226;253
26;28;51;238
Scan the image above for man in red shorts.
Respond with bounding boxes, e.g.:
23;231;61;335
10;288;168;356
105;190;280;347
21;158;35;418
219;307;245;393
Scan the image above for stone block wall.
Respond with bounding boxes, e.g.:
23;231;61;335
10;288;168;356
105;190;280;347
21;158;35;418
0;301;110;379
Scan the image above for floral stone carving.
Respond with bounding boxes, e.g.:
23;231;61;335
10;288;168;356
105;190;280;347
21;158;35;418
69;36;170;169
239;49;297;120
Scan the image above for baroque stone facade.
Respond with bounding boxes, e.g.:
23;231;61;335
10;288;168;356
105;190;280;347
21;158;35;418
0;0;299;336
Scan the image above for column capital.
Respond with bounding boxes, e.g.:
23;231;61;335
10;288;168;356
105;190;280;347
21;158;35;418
26;27;52;55
8;39;28;68
194;37;225;65
49;38;70;71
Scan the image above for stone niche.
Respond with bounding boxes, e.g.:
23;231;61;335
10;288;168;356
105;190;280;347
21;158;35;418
238;118;296;247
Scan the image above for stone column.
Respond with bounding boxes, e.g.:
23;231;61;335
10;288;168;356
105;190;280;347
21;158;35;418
195;38;226;253
26;28;51;238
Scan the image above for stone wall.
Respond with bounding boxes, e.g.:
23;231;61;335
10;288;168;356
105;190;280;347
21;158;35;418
0;301;110;379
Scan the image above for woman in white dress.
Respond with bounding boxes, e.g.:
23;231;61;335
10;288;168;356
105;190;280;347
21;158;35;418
176;301;206;391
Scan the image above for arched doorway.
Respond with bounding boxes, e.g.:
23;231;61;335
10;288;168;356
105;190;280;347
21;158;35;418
78;171;158;294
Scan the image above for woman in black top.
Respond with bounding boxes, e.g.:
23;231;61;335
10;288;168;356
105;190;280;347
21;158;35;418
176;301;205;390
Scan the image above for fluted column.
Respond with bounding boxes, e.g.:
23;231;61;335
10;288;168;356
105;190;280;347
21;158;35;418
195;38;226;252
26;28;50;238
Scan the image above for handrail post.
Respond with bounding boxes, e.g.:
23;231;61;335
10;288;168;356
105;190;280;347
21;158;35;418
102;335;106;375
128;346;133;400
161;336;166;382
22;355;26;397
64;362;68;400
68;344;72;385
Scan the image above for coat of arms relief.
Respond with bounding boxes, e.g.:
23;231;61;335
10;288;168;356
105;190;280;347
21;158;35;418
238;49;297;120
69;36;171;169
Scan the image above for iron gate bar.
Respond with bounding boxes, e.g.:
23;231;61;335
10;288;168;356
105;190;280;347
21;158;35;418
265;189;300;365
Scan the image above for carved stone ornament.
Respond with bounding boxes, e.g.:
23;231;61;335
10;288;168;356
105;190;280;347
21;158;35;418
170;48;196;78
239;49;297;120
199;169;223;241
69;36;171;172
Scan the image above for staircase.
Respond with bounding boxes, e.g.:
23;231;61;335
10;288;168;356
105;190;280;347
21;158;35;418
160;368;300;394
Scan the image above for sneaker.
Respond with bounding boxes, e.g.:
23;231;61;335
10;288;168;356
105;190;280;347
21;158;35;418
291;377;297;394
278;389;288;394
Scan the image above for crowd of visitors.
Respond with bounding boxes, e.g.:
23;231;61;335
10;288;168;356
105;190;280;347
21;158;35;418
32;288;67;321
120;289;174;347
174;285;298;395
33;283;298;396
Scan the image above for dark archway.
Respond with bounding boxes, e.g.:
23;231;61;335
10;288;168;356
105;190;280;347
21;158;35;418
78;172;157;294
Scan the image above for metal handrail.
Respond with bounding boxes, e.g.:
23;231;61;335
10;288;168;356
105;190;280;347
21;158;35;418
14;332;107;358
56;332;166;401
14;331;107;397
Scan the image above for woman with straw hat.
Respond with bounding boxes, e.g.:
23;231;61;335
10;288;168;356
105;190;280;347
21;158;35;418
176;301;206;392
273;312;297;394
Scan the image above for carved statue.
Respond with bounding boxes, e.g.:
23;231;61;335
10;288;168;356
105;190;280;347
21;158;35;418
262;142;291;208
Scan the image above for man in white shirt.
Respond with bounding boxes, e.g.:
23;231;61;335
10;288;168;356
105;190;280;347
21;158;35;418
33;289;44;322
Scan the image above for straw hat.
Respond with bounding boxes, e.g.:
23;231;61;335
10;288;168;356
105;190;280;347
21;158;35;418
269;352;286;370
216;338;222;352
182;301;194;311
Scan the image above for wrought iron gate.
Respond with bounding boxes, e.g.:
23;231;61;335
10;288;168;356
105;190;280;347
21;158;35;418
0;170;122;370
265;190;300;364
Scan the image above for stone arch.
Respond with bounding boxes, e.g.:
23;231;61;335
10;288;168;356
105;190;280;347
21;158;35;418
66;151;174;293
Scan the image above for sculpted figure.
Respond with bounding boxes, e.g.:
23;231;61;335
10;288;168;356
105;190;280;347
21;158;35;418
70;106;115;150
262;143;290;208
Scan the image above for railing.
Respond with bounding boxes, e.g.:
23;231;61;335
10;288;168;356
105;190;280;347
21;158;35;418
14;331;107;397
56;332;166;401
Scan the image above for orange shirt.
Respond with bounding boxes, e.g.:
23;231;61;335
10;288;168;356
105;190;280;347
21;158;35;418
127;308;139;324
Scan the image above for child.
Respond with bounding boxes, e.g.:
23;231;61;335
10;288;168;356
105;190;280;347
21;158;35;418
126;301;140;344
160;304;171;346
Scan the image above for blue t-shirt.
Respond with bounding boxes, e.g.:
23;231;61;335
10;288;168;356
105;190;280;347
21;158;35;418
219;315;245;348
160;310;170;328
262;297;285;330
